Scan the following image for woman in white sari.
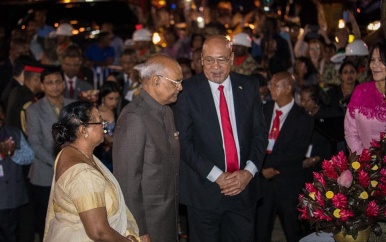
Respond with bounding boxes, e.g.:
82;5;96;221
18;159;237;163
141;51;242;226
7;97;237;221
44;101;139;242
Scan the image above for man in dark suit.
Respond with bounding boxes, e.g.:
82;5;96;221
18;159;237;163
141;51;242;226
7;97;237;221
173;35;268;242
60;48;93;100
255;72;314;242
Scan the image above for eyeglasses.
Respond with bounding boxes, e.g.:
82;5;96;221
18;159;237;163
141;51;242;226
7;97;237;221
202;55;231;66
85;120;108;129
156;75;183;87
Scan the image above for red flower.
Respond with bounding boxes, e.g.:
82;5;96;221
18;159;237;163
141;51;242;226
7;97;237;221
315;191;325;207
313;172;326;186
332;193;347;208
305;183;317;193
358;170;370;188
332;151;349;172
370;139;381;148
298;207;310;220
359;149;371;163
314;209;332;221
339;209;354;222
380;132;385;139
322;159;338;179
365;201;379;217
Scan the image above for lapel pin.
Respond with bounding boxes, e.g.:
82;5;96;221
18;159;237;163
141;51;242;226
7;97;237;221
238;86;243;90
174;131;179;140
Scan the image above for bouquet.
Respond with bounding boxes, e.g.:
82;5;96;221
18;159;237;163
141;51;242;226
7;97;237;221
298;132;386;239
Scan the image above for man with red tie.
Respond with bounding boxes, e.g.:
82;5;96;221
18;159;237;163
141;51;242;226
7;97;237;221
256;71;314;242
173;35;268;242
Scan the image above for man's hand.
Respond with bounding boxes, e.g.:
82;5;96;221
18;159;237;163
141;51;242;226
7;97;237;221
215;172;234;189
140;234;151;242
220;170;253;196
262;168;280;179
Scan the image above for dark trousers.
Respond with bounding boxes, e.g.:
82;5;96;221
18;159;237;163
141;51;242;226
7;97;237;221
187;198;256;242
0;207;20;242
255;179;302;242
31;185;50;242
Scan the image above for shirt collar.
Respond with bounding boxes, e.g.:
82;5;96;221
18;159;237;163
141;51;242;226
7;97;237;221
274;98;294;116
208;76;231;92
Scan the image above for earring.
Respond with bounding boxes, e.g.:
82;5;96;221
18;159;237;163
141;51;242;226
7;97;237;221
84;133;88;138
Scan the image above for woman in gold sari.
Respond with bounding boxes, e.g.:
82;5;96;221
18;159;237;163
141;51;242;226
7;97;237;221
44;101;139;242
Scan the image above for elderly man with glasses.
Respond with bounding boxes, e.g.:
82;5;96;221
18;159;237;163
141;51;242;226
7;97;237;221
173;35;268;242
113;53;183;242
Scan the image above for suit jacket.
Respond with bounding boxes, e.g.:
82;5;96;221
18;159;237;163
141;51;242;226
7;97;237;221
64;76;93;99
26;97;74;186
262;101;313;195
0;126;27;209
173;72;268;210
113;90;180;241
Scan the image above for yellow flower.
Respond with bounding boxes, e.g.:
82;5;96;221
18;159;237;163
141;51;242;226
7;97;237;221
371;180;378;187
372;165;379;171
333;209;341;218
309;192;315;200
326;191;334;199
359;191;369;199
352;161;360;170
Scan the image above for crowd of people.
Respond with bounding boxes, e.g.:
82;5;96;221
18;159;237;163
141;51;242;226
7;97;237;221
0;0;386;242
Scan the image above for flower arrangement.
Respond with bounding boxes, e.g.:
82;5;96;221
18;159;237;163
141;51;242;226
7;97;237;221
298;132;386;239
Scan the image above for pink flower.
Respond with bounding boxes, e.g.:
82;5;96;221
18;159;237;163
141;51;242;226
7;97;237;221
339;209;354;222
337;170;353;188
332;193;347;208
313;172;326;186
359;149;371;163
365;201;379;217
322;159;338;179
313;209;331;221
358;170;370;188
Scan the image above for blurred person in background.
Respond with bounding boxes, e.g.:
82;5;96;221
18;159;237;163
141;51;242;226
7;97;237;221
300;85;341;183
231;32;260;76
327;60;358;117
45;101;139;242
131;28;155;63
119;49;139;107
0;38;30;101
6;63;44;133
101;22;124;66
1;55;33;109
257;71;313;242
60;46;93;100
0;104;34;242
54;23;74;60
191;47;203;75
26;68;73;242
94;81;121;171
177;58;193;80
344;41;386;155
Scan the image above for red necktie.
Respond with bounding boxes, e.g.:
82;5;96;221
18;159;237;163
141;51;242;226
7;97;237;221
269;110;283;140
69;80;74;99
218;85;239;173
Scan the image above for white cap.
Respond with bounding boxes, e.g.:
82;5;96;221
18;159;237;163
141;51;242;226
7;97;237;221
132;28;152;42
232;33;252;48
56;23;73;36
330;39;369;63
345;39;369;56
